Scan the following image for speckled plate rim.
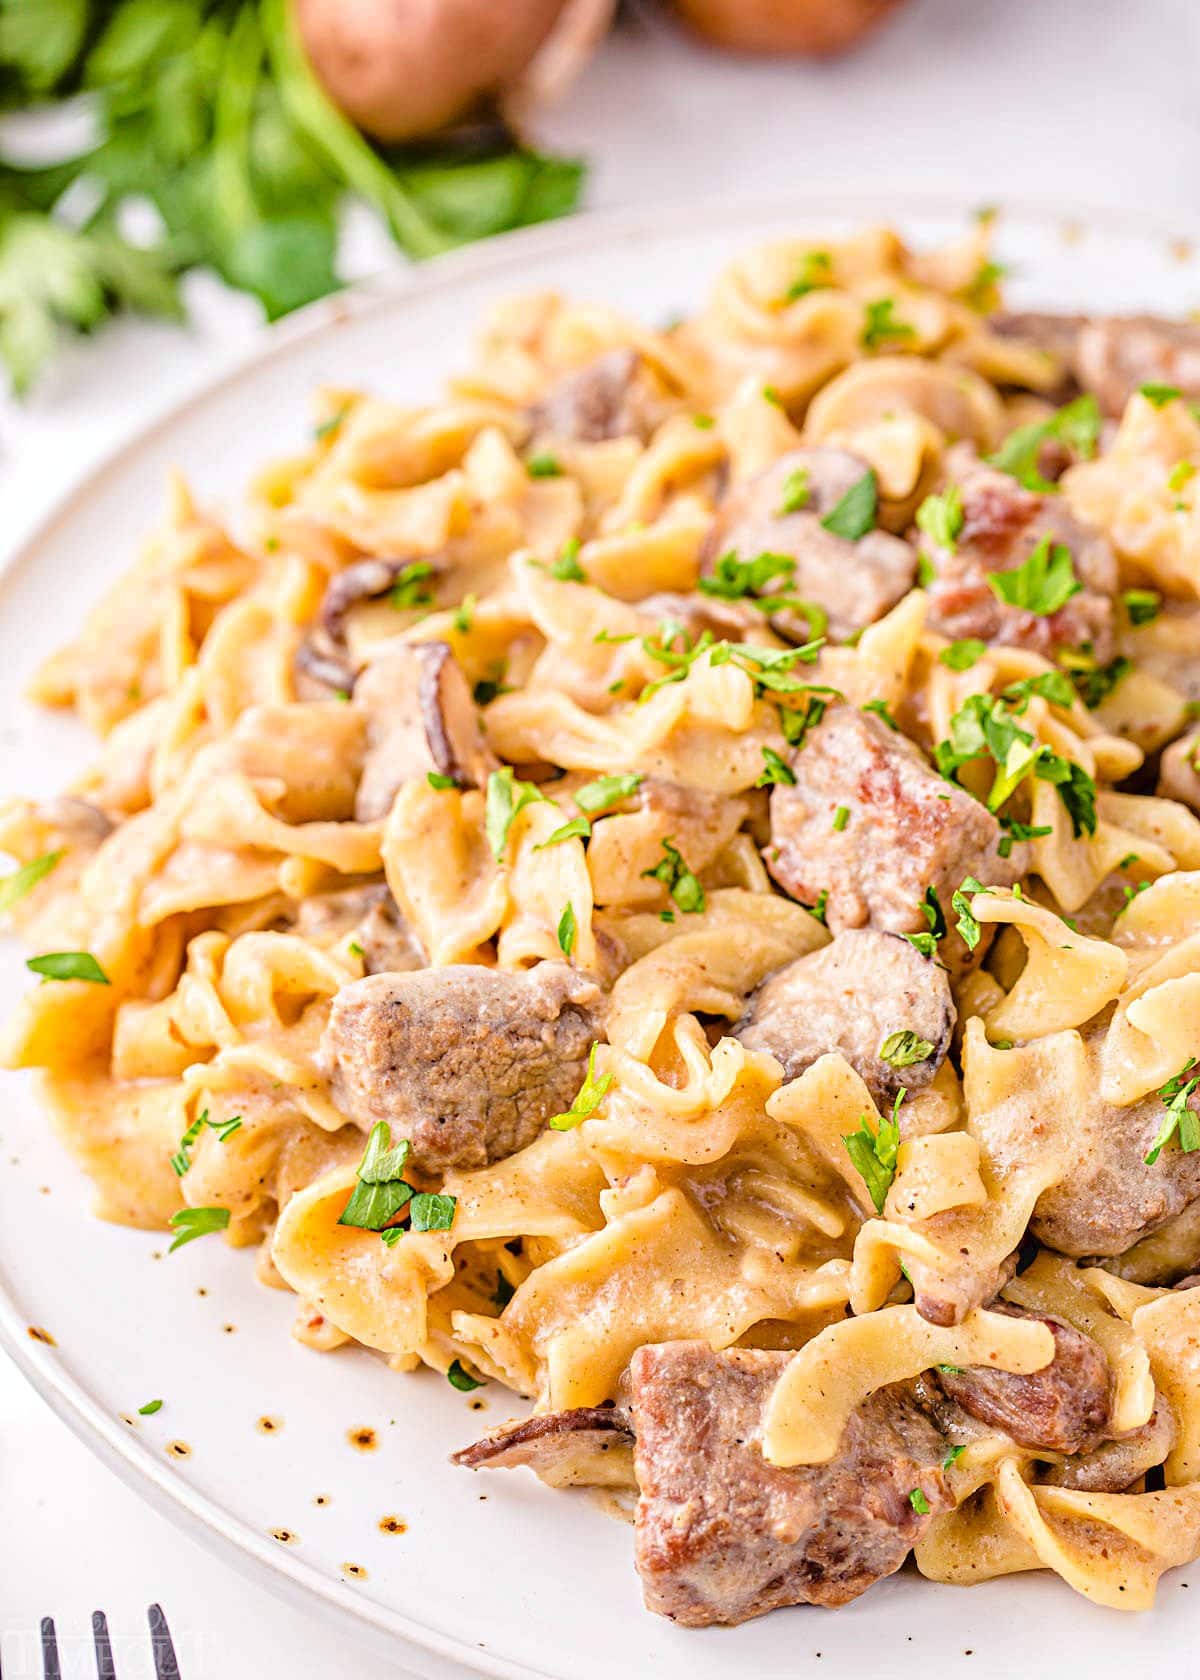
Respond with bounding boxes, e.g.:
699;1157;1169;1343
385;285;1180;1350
3;188;1200;1678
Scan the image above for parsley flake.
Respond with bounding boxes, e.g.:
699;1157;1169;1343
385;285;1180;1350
879;1030;935;1069
0;850;63;913
338;1123;414;1232
485;767;545;861
27;950;109;984
535;817;592;850
410;1192;457;1233
1122;588;1161;626
548;1043;613;1132
557;902;577;957
909;1487;932;1515
986;536;1081;615
388;562;435;611
427;772;458;791
861;297;916;351
939;639;987;672
820;469;878;541
777;468;811;514
988;394;1100;491
1145;1060;1200;1164
138;1399;164;1416
167;1206;231;1253
842;1090;904;1213
757;747;796;787
1140;383;1182;408
527;452;562;478
916;486;964;553
951;877;986;951
575;773;644;815
447;1359;484;1392
642;838;705;913
550;539;586;582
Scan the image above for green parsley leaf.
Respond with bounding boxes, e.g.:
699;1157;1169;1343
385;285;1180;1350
484;767;545;861
1002;670;1077;711
998;818;1052;859
820;469;878;541
861;698;900;730
410;1191;457;1233
939;639;986;672
986;537;1081;615
988;394;1101;491
861;297;916;351
879;1030;935;1069
138;1399;164;1416
762;384;782;406
314;405;349;441
338;1123;414;1232
642;838;705;913
842;1090;904;1213
548;1042;613;1132
1145;1059;1200;1164
1065;654;1131;710
1122;587;1162;626
699;549;796;603
784;249;833;301
916;486;964;553
1140;383;1182;408
170;1109;242;1177
942;1443;966;1470
0;850;63;913
1035;754;1098;837
938;1363;965;1375
777;468;811;514
26;950;109;984
388;561;435;610
535;817;592;849
832;804;850;832
527;452;562;478
167;1206;231;1253
951;876;986;951
1169;460;1198;495
447;1358;484;1392
550;538;586;582
557;901;577;957
904;931;939;959
427;772;458;791
380;1226;404;1248
909;1488;932;1515
756;747;796;787
575;773;644;815
453;593;477;635
916;551;937;587
692;413;715;429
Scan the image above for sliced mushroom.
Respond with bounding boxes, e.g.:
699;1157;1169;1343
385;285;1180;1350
354;641;497;822
805;356;1006;453
528;348;664;444
295;556;441;696
451;1406;635;1487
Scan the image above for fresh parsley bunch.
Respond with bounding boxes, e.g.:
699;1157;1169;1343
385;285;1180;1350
0;0;584;392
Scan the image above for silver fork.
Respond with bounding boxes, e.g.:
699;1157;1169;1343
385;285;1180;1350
32;1606;180;1679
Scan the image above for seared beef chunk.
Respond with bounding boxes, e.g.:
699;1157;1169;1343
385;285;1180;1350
736;929;954;1107
324;962;604;1171
636;591;764;645
766;704;1014;937
990;311;1200;417
935;1305;1111;1455
1043;1399;1177;1493
529;349;663;444
452;1407;634;1488
1158;729;1200;814
921;460;1117;660
294;884;424;972
629;1343;950;1626
354;641;496;822
705;447;917;643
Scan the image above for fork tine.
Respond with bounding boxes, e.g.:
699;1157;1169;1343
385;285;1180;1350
92;1611;117;1680
147;1606;181;1680
40;1618;61;1680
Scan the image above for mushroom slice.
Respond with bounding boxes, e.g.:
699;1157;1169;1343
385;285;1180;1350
354;641;496;822
805;356;1005;453
296;556;439;695
451;1406;635;1488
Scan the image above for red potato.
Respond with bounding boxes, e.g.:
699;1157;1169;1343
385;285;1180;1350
296;0;572;142
670;0;909;55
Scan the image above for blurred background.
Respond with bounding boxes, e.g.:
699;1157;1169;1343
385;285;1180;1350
2;0;1199;1672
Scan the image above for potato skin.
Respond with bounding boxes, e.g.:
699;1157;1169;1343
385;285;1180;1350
296;0;569;142
670;0;908;55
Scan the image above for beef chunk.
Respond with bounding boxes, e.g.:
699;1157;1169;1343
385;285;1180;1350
452;1406;634;1488
766;704;1014;937
705;447;917;643
936;1305;1111;1455
1043;1399;1176;1492
921;460;1117;660
324;962;604;1171
529;349;662;444
736;928;954;1107
354;641;496;822
293;883;424;972
991;311;1200;418
635;591;764;645
629;1342;950;1626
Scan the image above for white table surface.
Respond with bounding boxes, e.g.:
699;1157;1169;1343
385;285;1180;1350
2;0;1199;1673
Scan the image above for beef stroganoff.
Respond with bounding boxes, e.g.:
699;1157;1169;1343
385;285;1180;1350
9;223;1200;1624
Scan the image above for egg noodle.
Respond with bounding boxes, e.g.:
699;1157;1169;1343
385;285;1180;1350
7;222;1200;1620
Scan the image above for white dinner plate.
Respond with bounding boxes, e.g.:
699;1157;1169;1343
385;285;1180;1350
4;194;1200;1680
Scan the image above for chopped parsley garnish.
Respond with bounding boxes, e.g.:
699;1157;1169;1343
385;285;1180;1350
700;549;796;603
348;941;364;958
939;639;987;671
0;850;63;913
388;562;435;611
904;931;940;959
138;1399;164;1416
820;469;878;541
314;405;350;442
427;772;458;791
832;804;850;832
575;773;644;815
527;452;563;478
762;384;782;406
642;838;705;913
988;393;1101;492
861;297;916;351
1002;670;1077;712
410;1192;457;1233
916;486;964;553
942;1443;965;1470
1140;383;1182;408
535;817;592;850
916;551;937;588
756;747;796;787
550;539;586;582
842;1089;904;1214
167;1205;231;1253
484;767;545;861
26;950;109;984
338;1123;414;1232
1122;880;1151;909
693;413;715;430
1122;587;1161;626
922;886;947;941
951;876;986;950
806;888;829;925
862;698;900;730
986;536;1081;615
935;690;1095;831
453;593;477;635
1063;653;1131;710
170;1110;242;1177
879;1030;935;1069
909;1488;931;1515
1035;752;1097;837
1169;460;1197;493
548;1043;613;1132
557;902;577;957
938;1362;964;1375
447;1359;484;1392
1145;1060;1200;1164
778;468;811;514
782;696;828;749
957;260;1007;311
785;249;833;300
709;642;827;695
